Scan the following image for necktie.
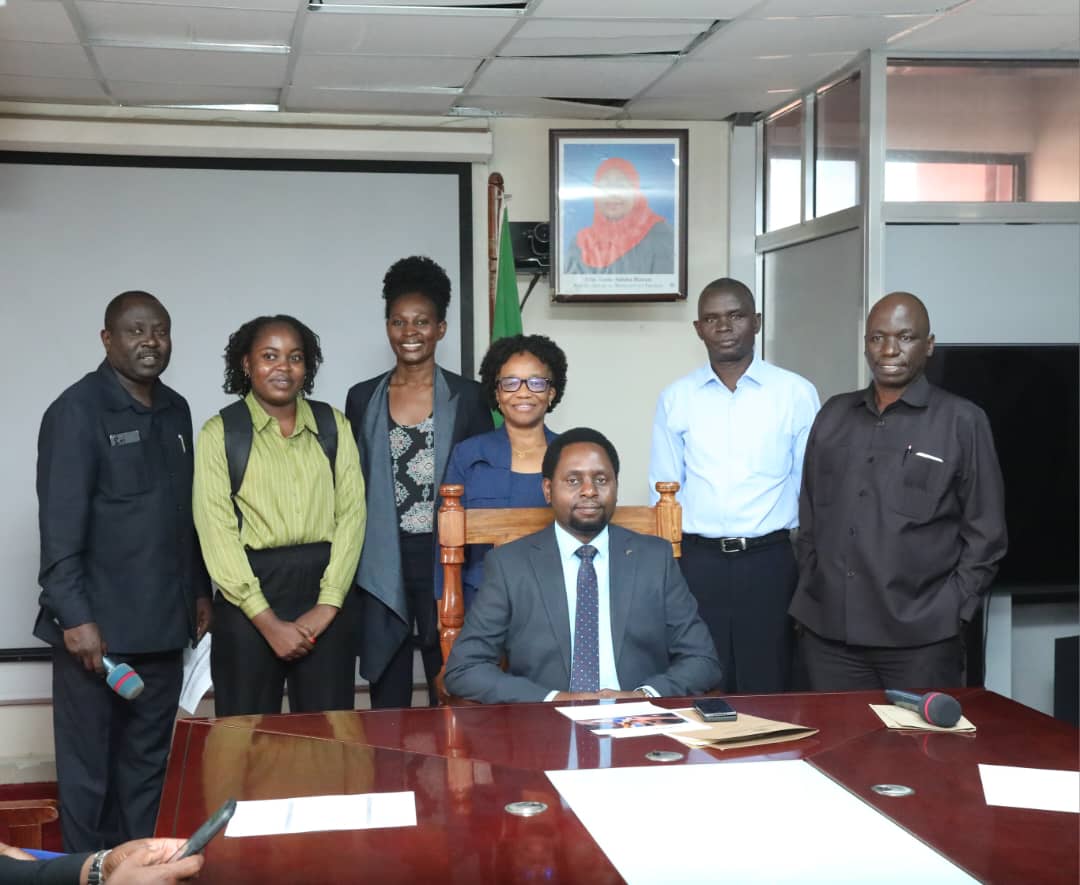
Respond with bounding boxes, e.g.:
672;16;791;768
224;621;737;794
569;544;599;693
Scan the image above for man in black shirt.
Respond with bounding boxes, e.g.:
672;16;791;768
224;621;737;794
789;292;1006;689
35;291;212;851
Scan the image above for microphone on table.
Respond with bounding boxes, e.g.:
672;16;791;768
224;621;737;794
102;655;145;700
885;689;962;728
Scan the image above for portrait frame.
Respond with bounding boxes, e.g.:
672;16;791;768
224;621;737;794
549;128;688;304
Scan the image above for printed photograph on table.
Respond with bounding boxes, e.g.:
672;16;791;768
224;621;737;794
550;129;688;303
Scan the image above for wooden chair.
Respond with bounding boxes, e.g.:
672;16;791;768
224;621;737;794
0;799;58;850
435;481;681;702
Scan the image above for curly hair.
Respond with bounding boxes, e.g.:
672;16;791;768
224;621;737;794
479;334;568;413
541;427;620;480
382;256;451;321
222;314;324;397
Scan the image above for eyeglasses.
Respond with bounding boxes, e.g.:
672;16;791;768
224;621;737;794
497;376;552;393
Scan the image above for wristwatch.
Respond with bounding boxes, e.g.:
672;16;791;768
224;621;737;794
88;849;111;885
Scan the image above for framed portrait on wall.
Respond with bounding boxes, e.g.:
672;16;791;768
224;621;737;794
549;129;688;303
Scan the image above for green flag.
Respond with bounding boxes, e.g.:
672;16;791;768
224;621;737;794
491;207;523;342
490;208;523;427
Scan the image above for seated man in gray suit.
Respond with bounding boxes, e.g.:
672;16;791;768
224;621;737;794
444;427;722;704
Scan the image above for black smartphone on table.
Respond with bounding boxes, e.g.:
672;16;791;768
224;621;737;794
693;698;737;722
166;798;237;862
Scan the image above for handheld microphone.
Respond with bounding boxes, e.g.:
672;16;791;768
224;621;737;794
885;689;962;728
102;655;145;700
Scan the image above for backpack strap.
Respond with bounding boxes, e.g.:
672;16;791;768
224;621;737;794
307;399;338;485
220;400;254;531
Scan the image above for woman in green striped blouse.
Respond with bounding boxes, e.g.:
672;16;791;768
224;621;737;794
193;315;366;716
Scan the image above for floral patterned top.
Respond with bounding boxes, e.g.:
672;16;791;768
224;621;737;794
390;414;435;534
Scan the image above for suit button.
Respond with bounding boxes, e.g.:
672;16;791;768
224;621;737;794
846;570;856;578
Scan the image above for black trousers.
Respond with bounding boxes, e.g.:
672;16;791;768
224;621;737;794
52;646;182;852
369;532;442;709
211;542;356;716
799;627;965;691
679;534;797;694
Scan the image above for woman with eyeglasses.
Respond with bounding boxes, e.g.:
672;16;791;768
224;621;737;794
441;334;568;606
345;256;492;709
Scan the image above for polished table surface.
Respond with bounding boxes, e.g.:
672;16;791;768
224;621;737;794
157;689;1078;883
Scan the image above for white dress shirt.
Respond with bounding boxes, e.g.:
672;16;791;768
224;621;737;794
649;358;820;537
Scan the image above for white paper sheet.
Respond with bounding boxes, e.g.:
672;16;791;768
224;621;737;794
978;764;1080;814
224;792;417;837
179;634;212;715
554;701;665;721
547;761;977;884
554;701;701;737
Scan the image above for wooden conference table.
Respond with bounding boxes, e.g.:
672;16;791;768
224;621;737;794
157;688;1078;884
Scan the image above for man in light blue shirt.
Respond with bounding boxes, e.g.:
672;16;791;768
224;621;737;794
445;427;721;705
650;278;819;693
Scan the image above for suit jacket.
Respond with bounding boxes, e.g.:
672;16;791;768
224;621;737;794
345;364;492;681
444;523;722;704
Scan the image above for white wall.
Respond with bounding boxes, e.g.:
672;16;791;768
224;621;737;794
473;118;730;504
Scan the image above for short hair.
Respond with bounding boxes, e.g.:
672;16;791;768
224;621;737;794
104;290;163;330
223;314;324;397
699;277;756;311
542;427;620;480
479;334;568;412
382;256;451;322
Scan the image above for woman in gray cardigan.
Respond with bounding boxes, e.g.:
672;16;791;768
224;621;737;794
345;256;492;708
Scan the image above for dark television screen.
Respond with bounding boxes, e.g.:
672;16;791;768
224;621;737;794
924;344;1079;586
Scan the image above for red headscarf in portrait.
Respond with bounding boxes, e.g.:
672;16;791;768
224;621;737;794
575;157;666;269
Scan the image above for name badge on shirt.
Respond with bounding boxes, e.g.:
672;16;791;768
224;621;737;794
109;430;141;447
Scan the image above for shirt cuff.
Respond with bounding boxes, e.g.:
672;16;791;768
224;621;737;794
544;690;560;702
636;685;660;698
316;582;347;609
240;591;271;620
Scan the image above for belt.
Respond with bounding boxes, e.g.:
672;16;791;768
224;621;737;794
684;529;791;554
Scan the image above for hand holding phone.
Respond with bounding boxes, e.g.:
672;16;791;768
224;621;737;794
166;798;237;862
693;698;737;722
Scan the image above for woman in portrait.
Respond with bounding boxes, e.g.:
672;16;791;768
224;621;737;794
345;256;492;709
194;314;365;717
441;333;568;605
563;156;675;275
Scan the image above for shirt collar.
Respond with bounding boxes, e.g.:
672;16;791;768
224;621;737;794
553;521;610;563
694;356;765;390
859;373;932;413
96;360;165;413
244;392;318;436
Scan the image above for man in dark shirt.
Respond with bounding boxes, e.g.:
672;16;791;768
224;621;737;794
35;291;212;851
789;292;1006;689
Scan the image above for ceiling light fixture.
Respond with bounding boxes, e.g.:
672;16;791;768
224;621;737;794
307;2;523;16
90;39;289;55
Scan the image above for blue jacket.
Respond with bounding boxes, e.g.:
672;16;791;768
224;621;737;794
439;425;557;601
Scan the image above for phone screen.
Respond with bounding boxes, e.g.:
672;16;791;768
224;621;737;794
167;798;237;862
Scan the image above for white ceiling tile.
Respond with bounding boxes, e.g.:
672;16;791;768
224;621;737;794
0;41;97;78
469;57;672;99
971;0;1079;14
889;13;1080;50
301;11;515;55
109;81;280;106
92;45;288;86
626;91;775;120
533;0;758;19
644;53;856;98
458;95;621;119
88;0;301;10
753;0;953;15
0;73;108;103
76;1;294;47
284;86;458;114
693;15;932;58
0;0;81;43
502;18;706;56
292;54;479;88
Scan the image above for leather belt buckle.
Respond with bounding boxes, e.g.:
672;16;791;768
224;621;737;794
720;537;747;553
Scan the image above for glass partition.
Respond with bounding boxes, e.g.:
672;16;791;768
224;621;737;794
885;60;1080;202
764;100;804;231
815;74;861;217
